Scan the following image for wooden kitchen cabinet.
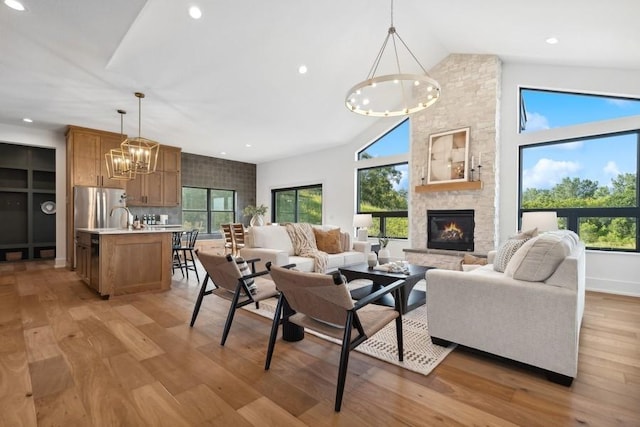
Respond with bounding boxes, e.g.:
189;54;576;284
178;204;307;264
76;229;172;298
126;173;163;206
161;146;181;207
66;126;127;269
66;126;127;189
75;232;91;284
126;144;181;207
66;127;181;268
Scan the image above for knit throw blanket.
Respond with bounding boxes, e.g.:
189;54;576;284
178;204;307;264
285;223;328;273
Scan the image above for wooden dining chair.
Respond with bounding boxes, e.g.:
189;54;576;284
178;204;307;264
221;223;234;255
231;223;246;255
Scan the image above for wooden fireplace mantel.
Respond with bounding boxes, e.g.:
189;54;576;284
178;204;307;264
415;181;483;193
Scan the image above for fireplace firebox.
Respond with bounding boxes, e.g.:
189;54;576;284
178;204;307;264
427;209;474;251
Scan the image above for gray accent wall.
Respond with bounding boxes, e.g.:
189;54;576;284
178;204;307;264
182;152;256;226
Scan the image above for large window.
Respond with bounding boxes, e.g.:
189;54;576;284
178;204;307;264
272;185;322;224
182;187;235;233
519;88;640;251
357;119;409;239
520;88;640;133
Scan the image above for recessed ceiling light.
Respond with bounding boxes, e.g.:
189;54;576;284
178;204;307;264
22;117;33;123
245;144;252;148
188;5;202;19
298;65;308;74
545;37;559;45
220;151;226;155
4;0;25;11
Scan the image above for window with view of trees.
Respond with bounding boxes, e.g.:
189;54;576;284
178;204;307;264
182;187;235;233
519;88;640;251
272;185;322;224
357;119;409;239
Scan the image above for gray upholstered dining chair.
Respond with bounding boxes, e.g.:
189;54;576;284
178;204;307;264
265;264;405;412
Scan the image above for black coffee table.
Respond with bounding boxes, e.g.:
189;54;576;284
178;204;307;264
339;263;434;314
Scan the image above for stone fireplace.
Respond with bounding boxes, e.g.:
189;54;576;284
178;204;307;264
427;209;474;252
404;54;500;269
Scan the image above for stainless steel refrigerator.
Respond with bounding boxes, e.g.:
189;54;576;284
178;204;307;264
73;186;128;267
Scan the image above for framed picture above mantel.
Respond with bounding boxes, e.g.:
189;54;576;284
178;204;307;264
427;127;470;184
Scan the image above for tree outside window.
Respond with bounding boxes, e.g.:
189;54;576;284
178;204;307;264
272;185;322;224
358;159;409;238
182;187;235;233
356;119;410;239
520;134;638;250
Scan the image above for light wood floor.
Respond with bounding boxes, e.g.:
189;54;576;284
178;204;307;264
1;260;639;426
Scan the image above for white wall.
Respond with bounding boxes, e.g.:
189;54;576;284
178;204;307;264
256;117;411;259
0;124;67;267
500;62;640;296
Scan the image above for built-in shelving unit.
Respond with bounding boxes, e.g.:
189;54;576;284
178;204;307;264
415;180;483;193
0;143;56;261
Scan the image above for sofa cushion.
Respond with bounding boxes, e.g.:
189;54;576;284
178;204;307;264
505;230;579;282
313;228;343;254
251;225;294;255
343;251;366;266
288;256;314;272
493;238;530;272
326;253;345;269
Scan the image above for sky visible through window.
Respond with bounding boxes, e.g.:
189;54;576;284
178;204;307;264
358;119;410;192
521;89;640;191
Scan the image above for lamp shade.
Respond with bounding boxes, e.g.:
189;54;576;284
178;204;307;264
521;211;559;233
353;214;373;228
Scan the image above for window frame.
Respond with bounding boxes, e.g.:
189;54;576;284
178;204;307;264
181;186;236;234
271;184;323;224
356;117;410;240
519;87;640;133
518;131;640;252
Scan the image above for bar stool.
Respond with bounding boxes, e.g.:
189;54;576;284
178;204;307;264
174;229;200;282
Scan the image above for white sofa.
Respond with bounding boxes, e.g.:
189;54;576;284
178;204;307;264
239;224;370;273
425;230;586;385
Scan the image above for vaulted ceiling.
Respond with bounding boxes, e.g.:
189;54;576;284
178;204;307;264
1;0;639;163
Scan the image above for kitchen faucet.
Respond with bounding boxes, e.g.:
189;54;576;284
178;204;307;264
110;206;133;229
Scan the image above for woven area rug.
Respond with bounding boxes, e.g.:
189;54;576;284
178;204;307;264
242;282;455;376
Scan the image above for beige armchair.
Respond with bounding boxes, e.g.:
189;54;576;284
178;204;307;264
190;252;278;346
266;264;406;412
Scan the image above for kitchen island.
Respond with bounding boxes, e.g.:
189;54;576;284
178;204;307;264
76;227;178;298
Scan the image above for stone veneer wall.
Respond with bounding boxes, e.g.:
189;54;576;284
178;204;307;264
407;54;501;268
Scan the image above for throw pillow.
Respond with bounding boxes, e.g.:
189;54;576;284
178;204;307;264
505;230;578;282
235;256;257;294
493;238;530;272
313;228;343;254
510;227;539;240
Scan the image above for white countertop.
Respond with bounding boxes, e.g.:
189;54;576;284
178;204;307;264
76;227;185;235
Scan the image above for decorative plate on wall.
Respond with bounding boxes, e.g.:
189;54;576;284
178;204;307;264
41;201;56;214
